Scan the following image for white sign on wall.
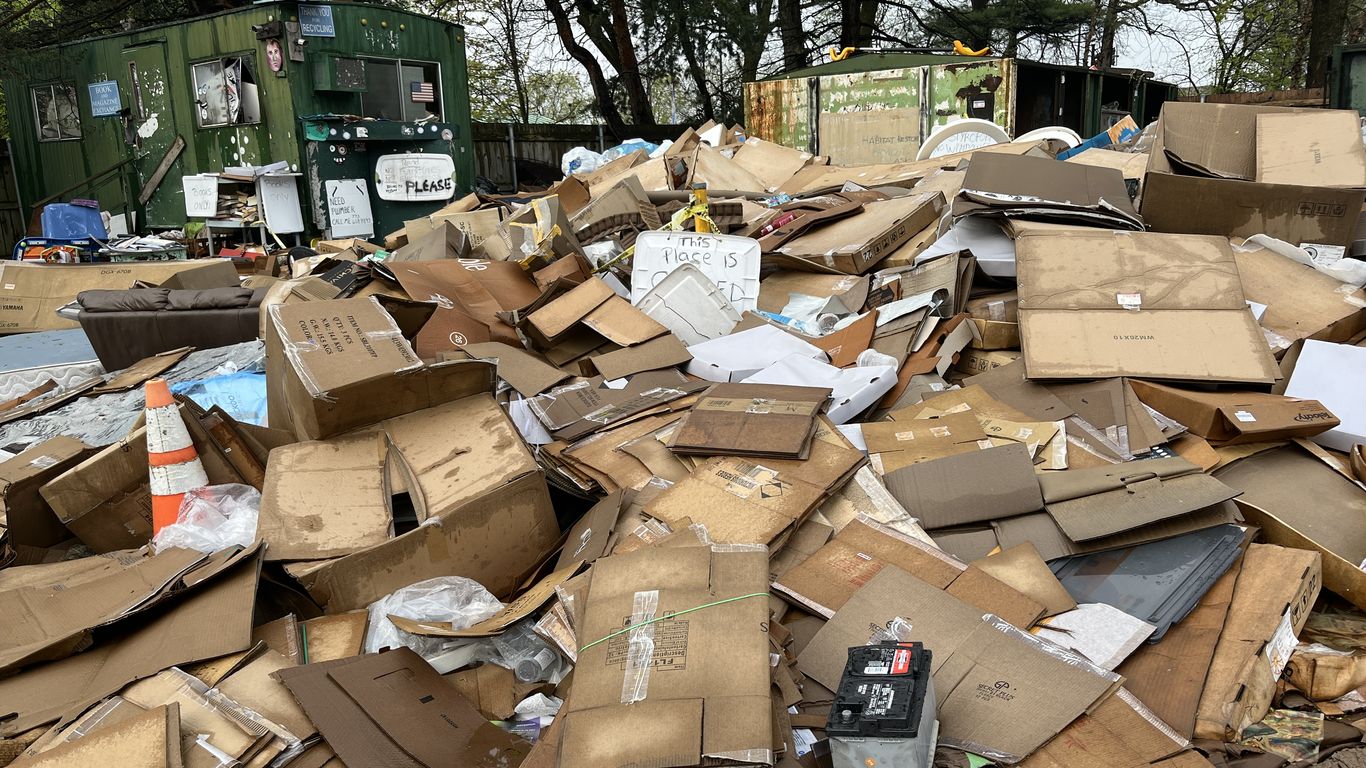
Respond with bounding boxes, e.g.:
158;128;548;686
374;153;456;202
182;176;219;217
630;231;761;313
259;176;304;234
325;179;374;238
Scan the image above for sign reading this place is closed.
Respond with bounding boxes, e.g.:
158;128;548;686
374;153;456;202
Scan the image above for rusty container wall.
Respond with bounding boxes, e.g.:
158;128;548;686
742;77;813;152
816;68;922;164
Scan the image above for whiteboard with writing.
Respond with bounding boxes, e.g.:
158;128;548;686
182;176;218;217
631;232;761;313
374;153;456;202
325;179;374;238
259;176;304;234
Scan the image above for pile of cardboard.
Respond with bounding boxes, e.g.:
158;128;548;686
6;102;1366;768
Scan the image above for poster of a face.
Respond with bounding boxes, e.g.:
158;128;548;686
265;38;284;73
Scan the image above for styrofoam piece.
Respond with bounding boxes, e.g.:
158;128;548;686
636;262;741;347
1013;126;1083;148
916;119;1011;161
686;324;826;383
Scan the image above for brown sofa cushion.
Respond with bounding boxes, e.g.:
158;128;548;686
166;287;257;311
77;288;169;312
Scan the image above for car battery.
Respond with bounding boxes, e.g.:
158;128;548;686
827;641;937;768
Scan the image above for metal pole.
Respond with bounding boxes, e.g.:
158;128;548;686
507;123;519;192
598;123;605;152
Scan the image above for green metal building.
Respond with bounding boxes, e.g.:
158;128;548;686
744;53;1177;163
4;1;474;239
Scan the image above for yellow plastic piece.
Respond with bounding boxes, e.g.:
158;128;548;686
953;40;990;56
829;46;855;61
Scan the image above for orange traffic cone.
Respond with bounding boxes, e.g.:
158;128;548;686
145;379;208;535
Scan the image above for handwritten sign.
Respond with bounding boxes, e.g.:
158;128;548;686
325;179;374;238
182;176;218;217
298;4;336;37
88;81;122;117
260;176;303;234
374;153;456;202
631;231;761;313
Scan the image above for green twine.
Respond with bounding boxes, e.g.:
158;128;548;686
578;592;771;653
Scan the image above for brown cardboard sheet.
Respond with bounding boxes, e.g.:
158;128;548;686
773;515;1045;627
668;383;830;459
0;547;261;733
556;545;772;768
800;565;1121;763
1014;228;1279;384
882;443;1043;530
275;648;530;768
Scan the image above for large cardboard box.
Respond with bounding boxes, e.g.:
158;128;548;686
1140;103;1366;247
1014;228;1280;384
290;394;558;613
0;437;93;553
0;259;237;333
1130;379;1338;445
1193;543;1320;741
265;295;498;440
557;544;773;768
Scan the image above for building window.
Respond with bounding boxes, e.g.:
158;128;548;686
32;84;81;142
359;58;441;121
191;56;262;128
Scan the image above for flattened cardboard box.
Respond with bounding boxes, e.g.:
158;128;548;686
1215;442;1366;610
773;515;1045;628
882;443;1043;530
275;648;530;768
265;296;497;440
772;193;943;275
0;259;235;333
1016;689;1189;768
558;545;773;768
1193;543;1320;741
645;456;826;547
669;383;831;459
1014;228;1279;383
1129;379;1338;445
0;547;261;733
801;565;1121;763
1037;457;1240;544
1234;246;1366;344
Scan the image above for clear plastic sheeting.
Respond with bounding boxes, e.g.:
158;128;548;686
0;341;265;451
152;484;261;554
365;576;504;660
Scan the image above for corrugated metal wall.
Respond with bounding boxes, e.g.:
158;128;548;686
472;122;687;191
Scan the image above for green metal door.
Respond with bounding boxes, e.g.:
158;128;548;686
125;42;183;227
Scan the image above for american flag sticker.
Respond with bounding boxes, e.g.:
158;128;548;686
410;81;434;103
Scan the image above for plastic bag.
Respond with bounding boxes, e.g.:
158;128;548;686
152;484;260;554
561;147;605;177
365;576;503;659
490;618;569;683
601;138;659;163
171;371;268;426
